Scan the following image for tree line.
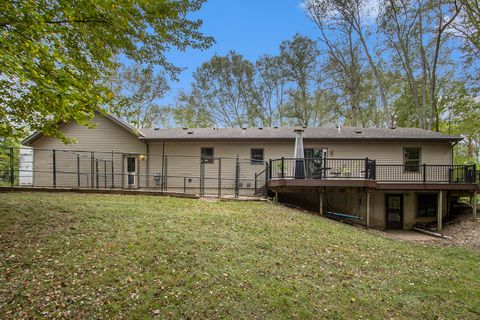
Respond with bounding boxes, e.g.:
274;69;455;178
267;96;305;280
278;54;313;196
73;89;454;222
1;0;479;163
110;0;478;162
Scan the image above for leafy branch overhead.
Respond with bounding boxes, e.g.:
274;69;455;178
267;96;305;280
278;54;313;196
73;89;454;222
0;0;214;142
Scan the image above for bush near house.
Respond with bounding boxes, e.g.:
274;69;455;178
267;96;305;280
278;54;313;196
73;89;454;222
0;192;479;319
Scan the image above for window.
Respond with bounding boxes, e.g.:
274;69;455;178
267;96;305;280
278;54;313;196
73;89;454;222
251;148;264;165
416;193;437;217
404;147;421;172
304;148;326;159
201;147;214;164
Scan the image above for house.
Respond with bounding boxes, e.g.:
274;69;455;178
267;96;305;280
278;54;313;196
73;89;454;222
21;112;478;230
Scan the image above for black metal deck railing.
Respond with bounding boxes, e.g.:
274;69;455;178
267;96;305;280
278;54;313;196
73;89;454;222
269;157;477;184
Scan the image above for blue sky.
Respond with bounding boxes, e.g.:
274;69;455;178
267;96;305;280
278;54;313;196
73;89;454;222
162;0;317;104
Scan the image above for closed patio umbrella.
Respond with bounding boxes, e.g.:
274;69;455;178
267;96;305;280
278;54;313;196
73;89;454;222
293;129;305;179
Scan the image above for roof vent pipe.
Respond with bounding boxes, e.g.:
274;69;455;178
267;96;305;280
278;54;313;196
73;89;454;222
337;125;341;133
182;127;188;130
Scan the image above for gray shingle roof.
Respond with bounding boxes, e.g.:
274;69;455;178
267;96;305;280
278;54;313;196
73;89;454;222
140;126;462;141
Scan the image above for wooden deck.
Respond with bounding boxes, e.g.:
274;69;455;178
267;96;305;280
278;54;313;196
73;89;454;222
268;178;478;193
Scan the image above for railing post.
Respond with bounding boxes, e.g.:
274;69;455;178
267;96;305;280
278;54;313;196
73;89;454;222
77;154;80;188
218;158;222;198
281;157;285;179
9;147;14;186
52;149;56;188
254;172;258;193
265;161;269;199
235;155;240;197
184;176;186;194
269;159;272;179
372;160;376;180
423;163;427;182
364;157;369;180
464;165;468;183
472;165;477;183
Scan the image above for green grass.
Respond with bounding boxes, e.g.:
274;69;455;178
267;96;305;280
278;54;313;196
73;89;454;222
0;192;479;319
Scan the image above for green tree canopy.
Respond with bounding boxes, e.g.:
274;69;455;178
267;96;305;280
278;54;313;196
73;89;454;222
0;0;213;142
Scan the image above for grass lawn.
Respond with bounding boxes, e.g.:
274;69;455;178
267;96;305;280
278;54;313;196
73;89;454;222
1;192;479;319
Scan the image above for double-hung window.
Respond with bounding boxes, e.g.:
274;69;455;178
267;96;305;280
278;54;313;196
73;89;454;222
404;147;421;172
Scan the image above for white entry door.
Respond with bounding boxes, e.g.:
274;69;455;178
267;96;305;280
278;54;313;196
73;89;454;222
124;156;138;188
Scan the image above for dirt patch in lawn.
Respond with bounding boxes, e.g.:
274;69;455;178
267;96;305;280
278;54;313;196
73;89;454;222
442;214;480;251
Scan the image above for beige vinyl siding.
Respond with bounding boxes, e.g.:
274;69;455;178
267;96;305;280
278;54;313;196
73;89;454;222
31;115;147;187
28;112;454;195
149;140;452;165
145;140;452;195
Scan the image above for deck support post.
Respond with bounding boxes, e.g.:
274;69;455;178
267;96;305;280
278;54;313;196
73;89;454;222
274;192;278;204
472;191;477;221
319;192;324;216
437;190;443;234
366;191;370;229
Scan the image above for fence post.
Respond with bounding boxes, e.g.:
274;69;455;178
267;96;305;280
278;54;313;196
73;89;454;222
235;155;240;197
95;159;99;189
281;157;285;179
90;152;94;189
104;160;107;189
164;155;168;192
364;157;368;180
9;147;14;186
199;157;205;197
184;177;186;194
111;151;115;188
265;161;269;199
52;149;56;188
423;163;427;182
218;158;222;198
76;153;80;188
